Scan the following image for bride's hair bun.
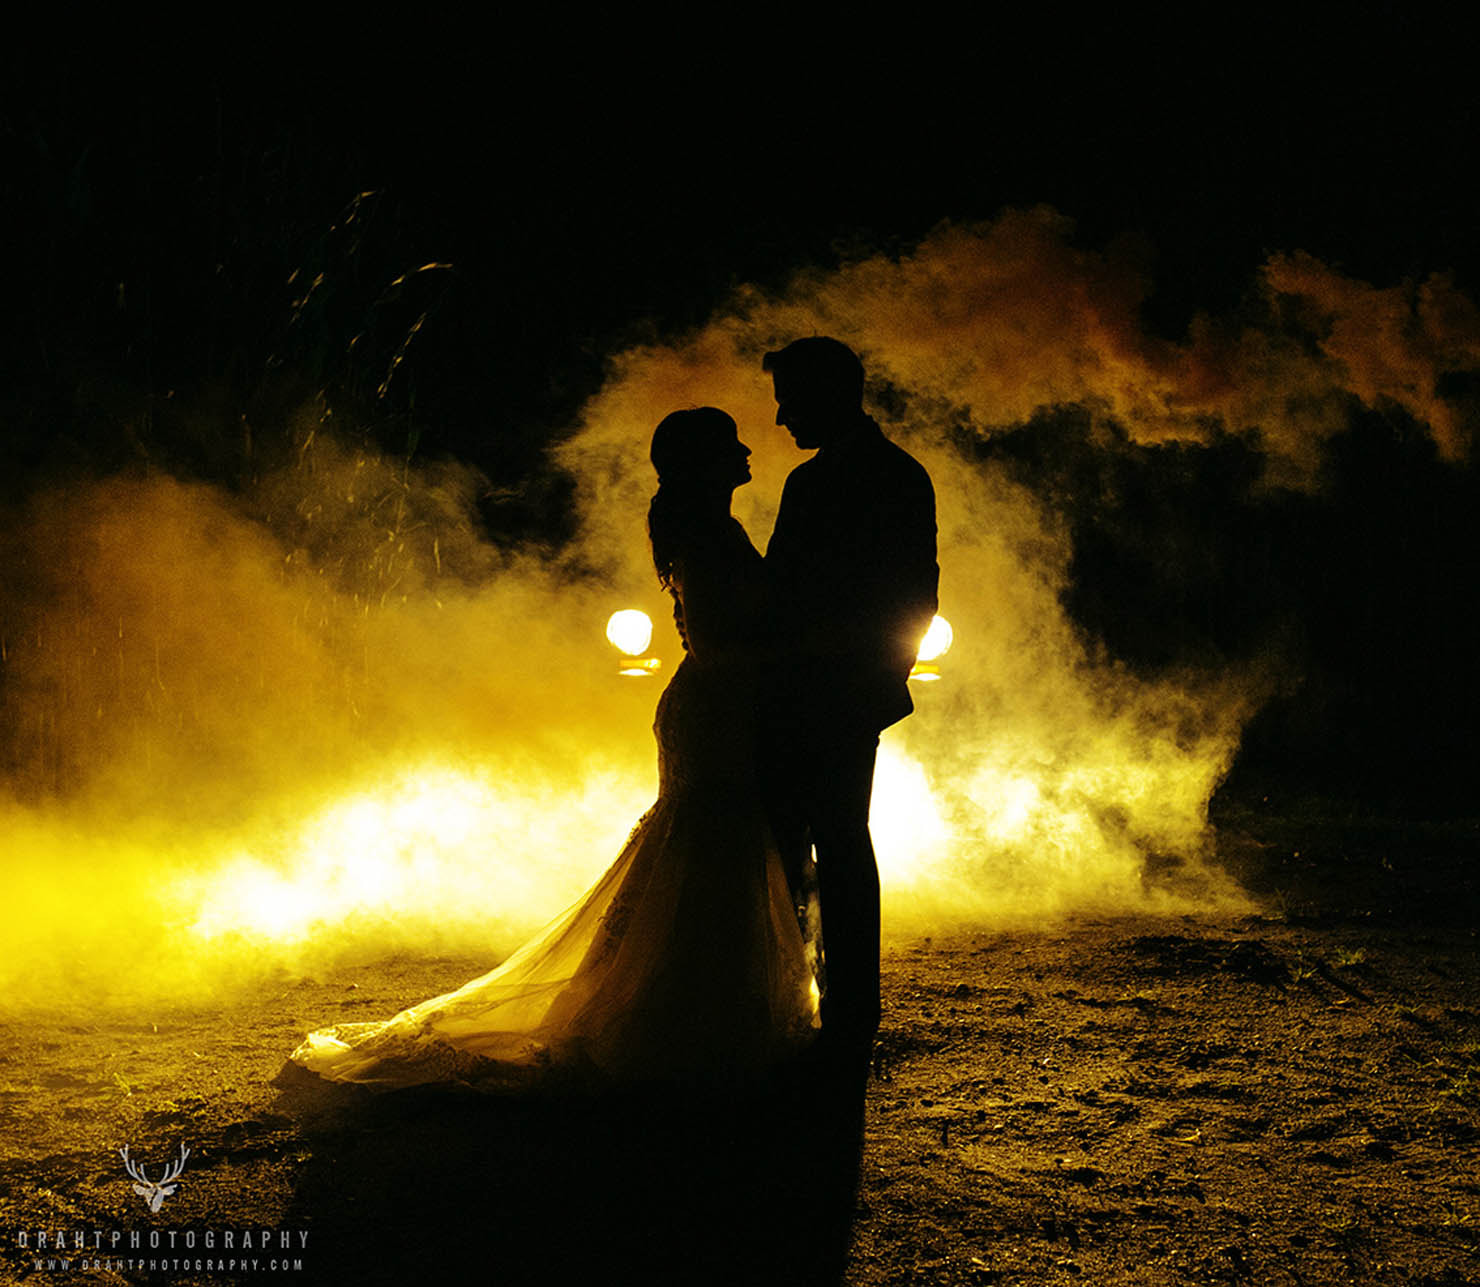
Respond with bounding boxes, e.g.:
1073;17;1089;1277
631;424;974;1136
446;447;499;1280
650;407;737;484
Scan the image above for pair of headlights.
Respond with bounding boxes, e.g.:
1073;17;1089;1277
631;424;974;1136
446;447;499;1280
604;610;954;680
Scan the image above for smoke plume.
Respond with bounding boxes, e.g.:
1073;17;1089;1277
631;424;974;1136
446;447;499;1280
2;208;1475;1010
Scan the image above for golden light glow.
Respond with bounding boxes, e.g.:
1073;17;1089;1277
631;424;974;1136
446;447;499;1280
605;609;654;656
179;763;651;952
1;212;1297;1012
0;433;1254;1013
916;615;954;662
187;772;491;942
617;657;662;678
869;742;953;889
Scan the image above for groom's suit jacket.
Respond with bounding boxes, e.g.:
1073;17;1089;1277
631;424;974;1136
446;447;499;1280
766;416;938;737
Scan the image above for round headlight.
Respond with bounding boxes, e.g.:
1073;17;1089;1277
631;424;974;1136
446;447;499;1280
605;609;654;657
915;615;954;663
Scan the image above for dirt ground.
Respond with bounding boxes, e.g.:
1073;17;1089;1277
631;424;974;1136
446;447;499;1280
2;807;1478;1285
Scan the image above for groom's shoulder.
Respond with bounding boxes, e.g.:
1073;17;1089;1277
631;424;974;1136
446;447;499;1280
779;453;827;496
870;427;935;499
883;433;932;479
780;431;932;498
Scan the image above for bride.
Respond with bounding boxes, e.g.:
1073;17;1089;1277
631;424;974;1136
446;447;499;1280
290;408;820;1089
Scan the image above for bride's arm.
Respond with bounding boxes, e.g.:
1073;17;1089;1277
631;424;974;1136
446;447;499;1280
673;541;771;668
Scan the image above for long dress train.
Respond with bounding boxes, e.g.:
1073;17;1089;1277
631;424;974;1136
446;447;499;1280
290;520;818;1090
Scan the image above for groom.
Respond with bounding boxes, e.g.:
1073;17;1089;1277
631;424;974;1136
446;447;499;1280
761;337;938;1053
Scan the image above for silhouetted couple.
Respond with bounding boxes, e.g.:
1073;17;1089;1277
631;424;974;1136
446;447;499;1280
290;338;938;1089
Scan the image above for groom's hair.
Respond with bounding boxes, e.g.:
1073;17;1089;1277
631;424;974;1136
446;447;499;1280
762;337;865;406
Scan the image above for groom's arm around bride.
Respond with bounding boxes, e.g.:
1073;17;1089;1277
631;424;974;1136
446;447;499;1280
759;337;938;1050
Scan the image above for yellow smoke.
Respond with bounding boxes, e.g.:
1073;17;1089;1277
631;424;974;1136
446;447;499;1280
3;208;1475;1011
0;436;671;1009
566;335;1264;928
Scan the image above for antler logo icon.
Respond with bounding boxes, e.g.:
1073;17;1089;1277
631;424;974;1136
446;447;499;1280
119;1143;191;1213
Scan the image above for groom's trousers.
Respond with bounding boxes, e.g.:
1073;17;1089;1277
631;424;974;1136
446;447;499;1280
764;727;882;1041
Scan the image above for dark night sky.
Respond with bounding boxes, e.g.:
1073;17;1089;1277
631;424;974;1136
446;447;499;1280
4;26;1478;809
6;27;1476;461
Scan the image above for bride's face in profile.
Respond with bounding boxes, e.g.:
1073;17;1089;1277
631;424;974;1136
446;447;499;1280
719;427;753;489
693;423;752;493
651;409;752;496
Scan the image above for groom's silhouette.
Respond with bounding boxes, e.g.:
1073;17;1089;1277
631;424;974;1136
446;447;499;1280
762;337;938;1051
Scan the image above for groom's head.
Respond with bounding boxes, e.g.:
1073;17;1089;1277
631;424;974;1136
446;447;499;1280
763;337;865;450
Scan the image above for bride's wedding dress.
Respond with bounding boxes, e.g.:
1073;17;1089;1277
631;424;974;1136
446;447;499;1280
290;519;819;1090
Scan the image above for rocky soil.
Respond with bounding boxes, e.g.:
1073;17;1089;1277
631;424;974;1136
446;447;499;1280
2;809;1478;1285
